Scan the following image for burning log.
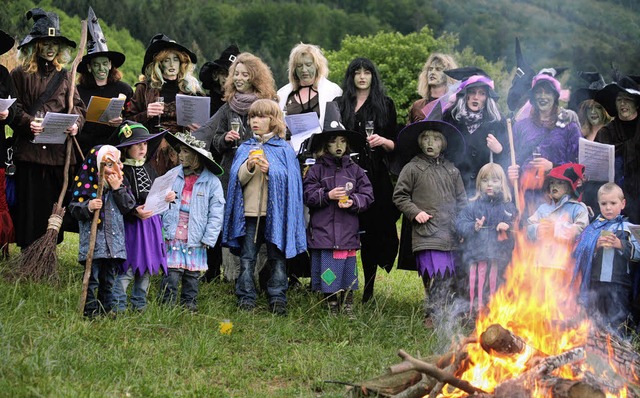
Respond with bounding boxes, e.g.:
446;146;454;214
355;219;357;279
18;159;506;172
537;377;606;398
480;324;546;359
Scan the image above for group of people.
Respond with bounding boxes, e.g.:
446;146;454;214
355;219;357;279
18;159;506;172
1;8;639;333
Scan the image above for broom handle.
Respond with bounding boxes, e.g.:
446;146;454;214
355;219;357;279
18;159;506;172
57;19;88;207
78;165;106;315
506;118;521;215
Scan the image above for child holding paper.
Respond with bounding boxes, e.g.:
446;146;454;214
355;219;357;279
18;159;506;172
111;122;170;312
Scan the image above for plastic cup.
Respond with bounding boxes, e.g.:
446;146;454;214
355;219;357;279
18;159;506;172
219;319;233;335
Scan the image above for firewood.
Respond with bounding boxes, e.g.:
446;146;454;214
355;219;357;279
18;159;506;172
392;349;487;396
537;376;605;398
480;324;545;358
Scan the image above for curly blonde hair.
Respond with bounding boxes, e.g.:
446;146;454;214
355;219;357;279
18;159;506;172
286;43;329;91
223;53;276;102
17;39;72;74
417;53;458;99
144;49;203;95
248;99;286;138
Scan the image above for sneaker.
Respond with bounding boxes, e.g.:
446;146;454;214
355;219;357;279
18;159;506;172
238;301;255;312
343;303;356;321
328;301;340;316
184;302;198;313
271;302;288;316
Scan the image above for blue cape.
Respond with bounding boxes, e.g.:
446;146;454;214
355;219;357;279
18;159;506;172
222;136;307;258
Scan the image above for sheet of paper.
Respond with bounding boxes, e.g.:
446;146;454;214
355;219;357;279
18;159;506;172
32;112;79;144
176;94;210;127
144;166;181;215
629;225;640;243
86;96;125;124
284;112;322;153
0;97;16;113
578;137;614;182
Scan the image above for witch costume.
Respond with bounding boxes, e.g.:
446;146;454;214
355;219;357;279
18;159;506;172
111;122;167;311
9;8;86;248
223;129;307;310
160;132;224;311
303;105;373;295
69;145;136;316
76;7;132;156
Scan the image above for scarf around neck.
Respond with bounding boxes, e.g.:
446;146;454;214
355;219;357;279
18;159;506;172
572;214;626;300
459;106;484;134
229;92;259;115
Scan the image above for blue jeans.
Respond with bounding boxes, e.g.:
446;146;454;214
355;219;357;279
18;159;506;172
160;268;200;307
83;258;117;316
236;217;288;306
113;268;151;311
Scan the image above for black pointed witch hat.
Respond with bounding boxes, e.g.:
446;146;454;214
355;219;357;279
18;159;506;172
77;7;125;74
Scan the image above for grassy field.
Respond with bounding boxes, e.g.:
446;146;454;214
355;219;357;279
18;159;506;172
0;233;447;398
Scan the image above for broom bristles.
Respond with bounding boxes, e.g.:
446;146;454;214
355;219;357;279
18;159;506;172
5;204;65;283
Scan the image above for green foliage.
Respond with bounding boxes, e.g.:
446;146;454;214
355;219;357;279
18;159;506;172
325;27;508;124
0;236;439;397
432;0;640;80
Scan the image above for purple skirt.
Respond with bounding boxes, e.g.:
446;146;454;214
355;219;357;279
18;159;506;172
415;250;455;278
121;215;167;276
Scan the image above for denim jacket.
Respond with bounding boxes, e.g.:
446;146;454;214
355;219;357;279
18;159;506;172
69;187;136;263
162;165;225;248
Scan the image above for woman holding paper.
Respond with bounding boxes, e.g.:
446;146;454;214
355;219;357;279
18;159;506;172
277;43;342;134
76;8;132;156
127;34;203;175
9;8;86;250
192;52;276;282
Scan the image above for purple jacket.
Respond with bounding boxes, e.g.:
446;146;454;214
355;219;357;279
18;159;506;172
303;154;374;250
513;110;581;170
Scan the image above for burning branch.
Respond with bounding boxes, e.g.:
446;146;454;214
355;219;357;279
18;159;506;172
391;349;487;396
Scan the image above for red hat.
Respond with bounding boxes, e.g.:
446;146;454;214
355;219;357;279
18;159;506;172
545;163;585;194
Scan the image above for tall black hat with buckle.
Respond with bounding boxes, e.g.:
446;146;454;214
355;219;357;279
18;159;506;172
199;44;240;90
17;8;76;49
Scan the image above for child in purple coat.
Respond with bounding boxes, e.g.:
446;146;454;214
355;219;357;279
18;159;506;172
303;107;373;317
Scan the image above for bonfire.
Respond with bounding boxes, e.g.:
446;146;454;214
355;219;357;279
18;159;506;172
348;231;640;398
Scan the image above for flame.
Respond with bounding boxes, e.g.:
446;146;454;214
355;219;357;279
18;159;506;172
436;229;630;397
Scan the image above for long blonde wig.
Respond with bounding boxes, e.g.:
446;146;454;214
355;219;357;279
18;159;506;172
17;39;72;74
144;49;203;95
417;53;458;99
286;43;329;91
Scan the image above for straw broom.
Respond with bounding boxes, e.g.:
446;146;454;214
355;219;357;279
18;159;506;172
11;20;88;282
77;165;106;315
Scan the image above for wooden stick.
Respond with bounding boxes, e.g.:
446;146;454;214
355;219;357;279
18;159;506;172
506;118;521;215
392;349;487;396
58;19;87;208
78;164;106;315
254;166;265;243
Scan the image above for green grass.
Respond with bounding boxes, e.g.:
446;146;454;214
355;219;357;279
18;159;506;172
0;233;441;398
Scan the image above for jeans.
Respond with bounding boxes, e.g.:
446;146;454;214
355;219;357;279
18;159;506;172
160;268;200;307
236;217;288;306
113;268;151;311
83;258;117;316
